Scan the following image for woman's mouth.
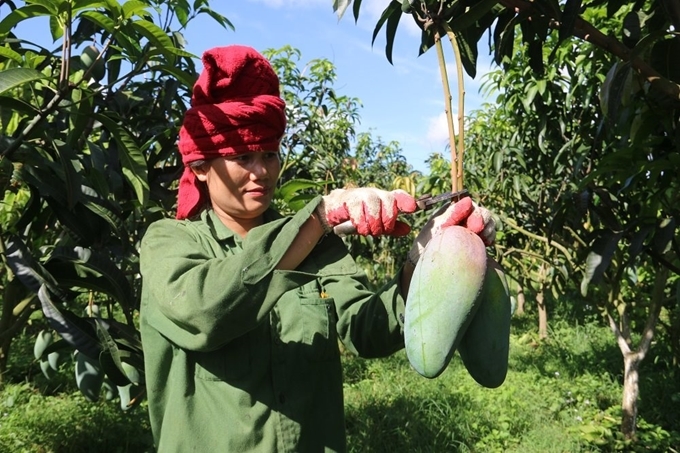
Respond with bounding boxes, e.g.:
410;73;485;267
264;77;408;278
245;187;271;197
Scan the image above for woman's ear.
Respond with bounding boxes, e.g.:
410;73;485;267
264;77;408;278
190;162;209;182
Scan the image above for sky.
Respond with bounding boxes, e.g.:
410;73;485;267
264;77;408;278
6;0;498;173
182;0;498;173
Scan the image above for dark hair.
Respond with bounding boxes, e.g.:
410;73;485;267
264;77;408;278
188;159;207;169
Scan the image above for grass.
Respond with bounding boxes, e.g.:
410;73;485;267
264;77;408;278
0;317;677;452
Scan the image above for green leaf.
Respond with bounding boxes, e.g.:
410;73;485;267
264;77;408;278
67;88;94;148
47;245;135;312
79;10;118;35
0;94;39;115
275;178;322;204
25;0;60;13
0;46;23;64
0;5;52;36
72;0;110;11
80;185;127;235
122;0;151;19
581;232;622;296
3;234;68;298
652;218;675;255
450;0;500;33
353;0;363;22
13;185;41;234
52;140;82;210
95;114;149;206
493;150;503;173
384;2;402;65
96;319;133;386
49;15;64;41
599;62;631;121
456;32;478;79
37;284;103;361
650;37;680;87
372;1;401;61
197;7;235;31
131;19;192;63
148;64;197;88
627;225;652;259
0;68;46;95
523;84;537;110
493;10;517;66
175;3;189;27
49;198;110;245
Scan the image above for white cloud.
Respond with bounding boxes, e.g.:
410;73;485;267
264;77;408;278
425;111;457;149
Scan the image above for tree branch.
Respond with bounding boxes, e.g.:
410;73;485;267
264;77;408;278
637;265;669;357
606;304;631;355
499;0;680;103
501;216;575;265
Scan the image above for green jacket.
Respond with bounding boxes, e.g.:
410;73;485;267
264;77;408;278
140;197;407;452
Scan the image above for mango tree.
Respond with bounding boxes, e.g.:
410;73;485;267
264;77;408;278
0;0;231;400
332;0;679;442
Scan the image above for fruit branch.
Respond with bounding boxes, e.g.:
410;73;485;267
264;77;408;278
433;29;460;192
427;3;467;192
443;22;466;192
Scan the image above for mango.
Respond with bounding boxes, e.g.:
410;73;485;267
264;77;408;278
405;225;488;378
458;258;511;388
33;329;53;360
75;351;104;402
80;45;105;81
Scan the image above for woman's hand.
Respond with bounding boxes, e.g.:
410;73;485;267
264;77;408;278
317;188;417;236
407;197;496;266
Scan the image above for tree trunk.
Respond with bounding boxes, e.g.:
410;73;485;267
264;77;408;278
516;285;525;315
621;352;641;440
537;288;548;339
608;265;668;440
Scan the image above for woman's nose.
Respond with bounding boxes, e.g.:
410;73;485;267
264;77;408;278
249;155;269;179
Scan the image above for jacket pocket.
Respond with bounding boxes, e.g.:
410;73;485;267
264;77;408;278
299;288;339;362
192;334;250;381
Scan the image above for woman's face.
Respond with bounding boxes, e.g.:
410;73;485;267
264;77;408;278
191;151;281;232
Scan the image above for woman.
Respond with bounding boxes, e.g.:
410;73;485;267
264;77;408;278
139;45;495;452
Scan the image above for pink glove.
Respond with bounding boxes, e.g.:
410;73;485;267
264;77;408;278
317;188;417;236
407;196;496;265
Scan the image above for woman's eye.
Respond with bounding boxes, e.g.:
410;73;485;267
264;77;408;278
264;152;280;160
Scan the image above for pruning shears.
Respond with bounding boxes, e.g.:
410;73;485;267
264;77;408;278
332;189;470;236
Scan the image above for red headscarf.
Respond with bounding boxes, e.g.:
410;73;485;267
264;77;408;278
176;45;287;219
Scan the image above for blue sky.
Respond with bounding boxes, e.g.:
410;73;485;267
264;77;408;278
6;0;498;173
183;1;497;173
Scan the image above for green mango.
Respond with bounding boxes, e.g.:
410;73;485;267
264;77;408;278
33;330;53;360
47;351;61;371
39;359;53;380
121;361;142;386
75;351;104;402
101;377;119;401
458;258;512;388
80;45;105;81
405;226;488;378
118;383;143;411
